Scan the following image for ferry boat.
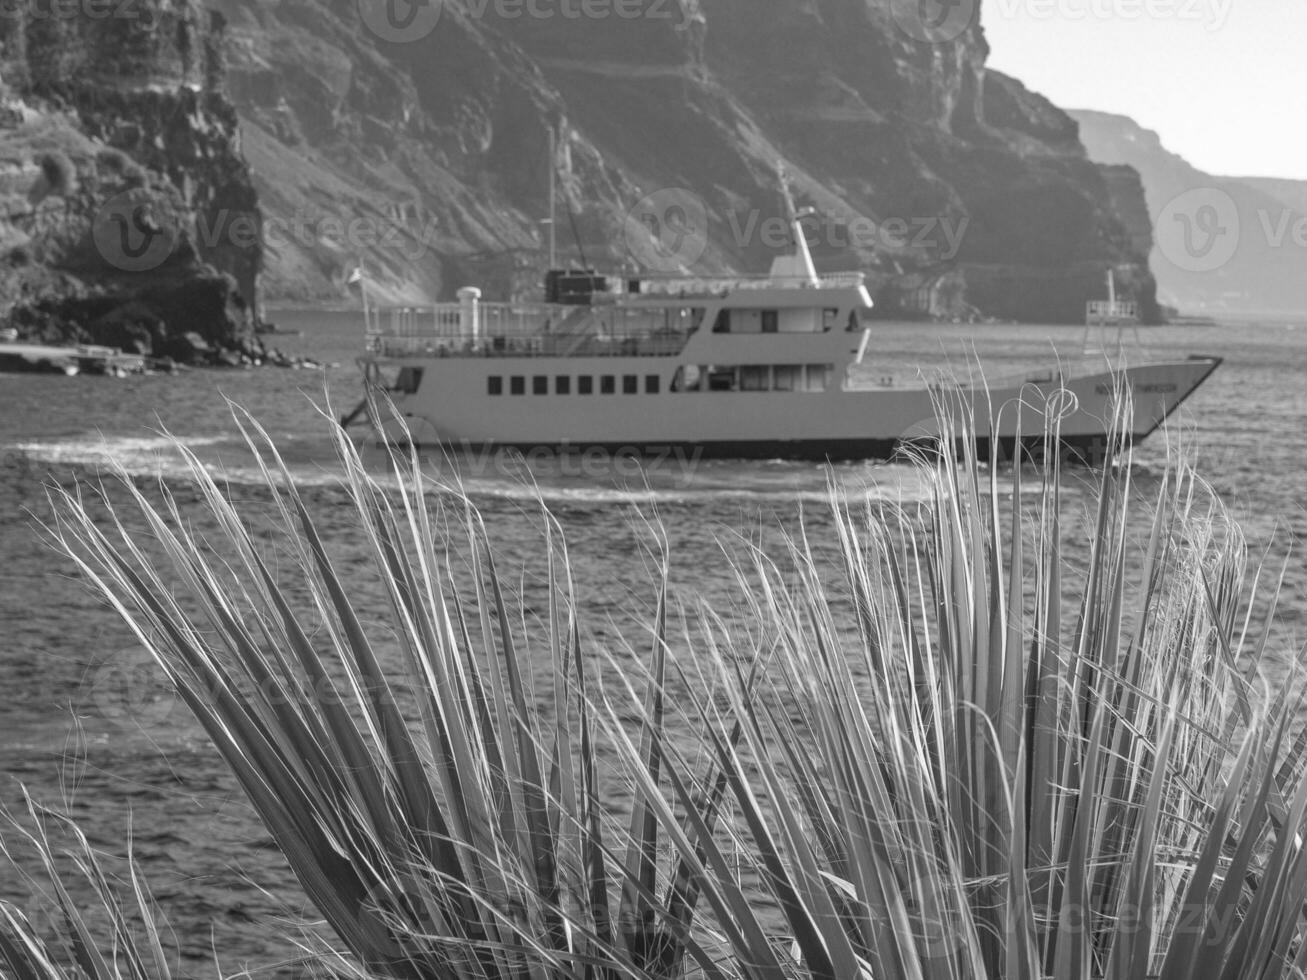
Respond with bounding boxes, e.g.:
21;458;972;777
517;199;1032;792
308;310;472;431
345;184;1220;463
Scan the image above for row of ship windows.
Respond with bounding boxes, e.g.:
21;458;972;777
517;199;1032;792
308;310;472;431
680;364;833;392
486;365;835;397
489;374;661;396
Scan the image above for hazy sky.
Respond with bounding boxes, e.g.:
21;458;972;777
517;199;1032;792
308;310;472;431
980;0;1307;180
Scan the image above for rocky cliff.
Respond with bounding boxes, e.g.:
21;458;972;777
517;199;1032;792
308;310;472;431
1072;109;1307;317
0;3;263;362
210;0;1156;323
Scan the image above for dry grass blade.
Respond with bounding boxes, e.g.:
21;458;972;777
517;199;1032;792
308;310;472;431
29;390;1307;980
0;801;178;980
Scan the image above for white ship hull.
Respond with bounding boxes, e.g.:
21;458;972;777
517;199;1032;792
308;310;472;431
366;352;1221;462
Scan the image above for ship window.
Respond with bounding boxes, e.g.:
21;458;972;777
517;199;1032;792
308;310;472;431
601;375;615;394
712;310;730;333
823;308;838;332
707;368;736;392
761;310;779;333
740;366;769;391
488;376;503;396
579;375;593;395
623;375;638;394
806;365;831;392
510;376;525;395
533;375;548;395
645;374;660;394
846;312;860;332
556;375;571;395
774;365;801;391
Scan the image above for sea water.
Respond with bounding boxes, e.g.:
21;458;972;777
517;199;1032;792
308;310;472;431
1;312;1303;973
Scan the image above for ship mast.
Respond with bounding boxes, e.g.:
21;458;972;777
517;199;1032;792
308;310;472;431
548;125;558;269
775;163;819;285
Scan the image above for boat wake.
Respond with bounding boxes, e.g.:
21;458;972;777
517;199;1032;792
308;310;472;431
6;434;934;506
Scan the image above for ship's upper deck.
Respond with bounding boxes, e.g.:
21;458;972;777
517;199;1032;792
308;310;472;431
364;271;873;360
367;303;699;359
362;191;874;360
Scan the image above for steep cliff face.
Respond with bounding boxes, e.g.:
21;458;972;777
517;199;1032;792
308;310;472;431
0;3;263;361
209;0;1154;322
1072;109;1307;316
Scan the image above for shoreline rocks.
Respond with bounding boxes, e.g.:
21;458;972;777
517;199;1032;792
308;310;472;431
1;2;266;364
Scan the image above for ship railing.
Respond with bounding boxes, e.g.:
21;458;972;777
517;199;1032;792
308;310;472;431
365;302;696;358
850;362;1121;392
955;356;1136;391
633;271;866;297
368;334;692;358
1086;300;1140;322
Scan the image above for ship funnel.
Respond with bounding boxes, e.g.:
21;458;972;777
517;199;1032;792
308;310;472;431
457;286;482;343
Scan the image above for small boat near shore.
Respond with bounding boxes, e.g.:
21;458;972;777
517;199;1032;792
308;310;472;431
0;338;148;376
1085;270;1141;329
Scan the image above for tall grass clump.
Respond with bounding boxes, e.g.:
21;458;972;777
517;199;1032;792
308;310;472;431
34;400;1307;980
0;803;176;980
